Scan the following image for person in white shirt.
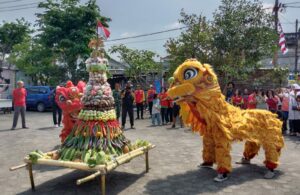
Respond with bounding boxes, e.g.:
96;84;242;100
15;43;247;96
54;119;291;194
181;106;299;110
288;84;300;135
151;94;161;126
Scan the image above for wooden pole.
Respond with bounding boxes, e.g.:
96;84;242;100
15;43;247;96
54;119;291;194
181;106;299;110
145;151;149;173
27;163;35;191
101;174;106;195
106;145;155;172
24;157;106;171
76;171;101;185
9;163;27;171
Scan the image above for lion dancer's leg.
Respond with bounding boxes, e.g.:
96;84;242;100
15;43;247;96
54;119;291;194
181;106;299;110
214;137;232;182
59;115;72;142
200;134;215;168
236;141;260;164
262;140;283;179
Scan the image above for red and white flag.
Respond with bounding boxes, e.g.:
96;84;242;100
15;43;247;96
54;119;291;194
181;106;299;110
97;21;110;40
278;23;288;55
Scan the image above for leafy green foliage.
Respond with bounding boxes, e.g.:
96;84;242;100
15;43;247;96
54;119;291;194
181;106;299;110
256;67;289;87
8;37;66;85
165;0;277;85
165;10;214;77
109;44;161;84
212;0;277;83
0;19;31;70
35;0;110;82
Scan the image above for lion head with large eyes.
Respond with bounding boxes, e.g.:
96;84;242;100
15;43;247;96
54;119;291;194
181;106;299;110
167;59;221;103
55;80;86;142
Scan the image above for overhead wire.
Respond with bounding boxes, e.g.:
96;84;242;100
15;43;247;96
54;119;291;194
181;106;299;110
284;5;300;8
0;2;39;9
0;0;27;5
0;5;38;12
105;37;177;46
105;26;187;42
282;1;300;5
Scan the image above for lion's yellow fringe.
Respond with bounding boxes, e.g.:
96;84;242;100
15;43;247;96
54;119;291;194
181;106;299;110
169;59;284;173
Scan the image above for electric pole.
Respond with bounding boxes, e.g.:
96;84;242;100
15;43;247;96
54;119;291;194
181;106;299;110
275;0;279;32
295;19;299;74
273;0;279;66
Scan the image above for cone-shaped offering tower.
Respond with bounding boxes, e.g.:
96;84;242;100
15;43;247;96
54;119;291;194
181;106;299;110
54;39;134;167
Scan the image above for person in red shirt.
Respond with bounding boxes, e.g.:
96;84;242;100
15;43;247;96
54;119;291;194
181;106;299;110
266;90;279;113
134;84;145;119
231;89;244;108
247;90;258;109
147;85;156;117
11;81;28;130
242;88;249;109
280;88;289;133
159;87;169;125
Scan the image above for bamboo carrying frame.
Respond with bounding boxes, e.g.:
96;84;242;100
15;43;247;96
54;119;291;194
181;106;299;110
10;145;155;195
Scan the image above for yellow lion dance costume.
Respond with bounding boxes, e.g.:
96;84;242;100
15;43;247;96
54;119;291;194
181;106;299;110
167;59;284;182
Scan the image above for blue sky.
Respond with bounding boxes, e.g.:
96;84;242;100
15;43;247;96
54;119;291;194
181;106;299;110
0;0;299;58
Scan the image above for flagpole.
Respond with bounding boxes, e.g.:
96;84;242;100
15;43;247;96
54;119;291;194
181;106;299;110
273;0;279;66
294;19;299;75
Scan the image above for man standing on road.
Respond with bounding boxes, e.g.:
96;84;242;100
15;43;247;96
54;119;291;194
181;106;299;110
11;80;28;130
134;84;145;120
51;87;62;127
121;84;135;129
147;84;156;118
113;83;121;120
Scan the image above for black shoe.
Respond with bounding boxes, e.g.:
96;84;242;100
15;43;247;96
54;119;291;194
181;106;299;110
22;126;29;129
141;117;144;119
11;127;15;130
171;124;175;128
131;126;135;129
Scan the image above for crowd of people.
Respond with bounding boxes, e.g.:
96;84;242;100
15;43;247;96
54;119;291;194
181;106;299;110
224;82;300;136
10;79;300;137
112;81;183;130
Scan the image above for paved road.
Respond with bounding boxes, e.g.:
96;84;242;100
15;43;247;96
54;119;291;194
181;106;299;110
0;111;300;195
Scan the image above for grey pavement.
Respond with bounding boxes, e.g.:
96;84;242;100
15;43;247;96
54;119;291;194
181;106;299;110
0;111;300;195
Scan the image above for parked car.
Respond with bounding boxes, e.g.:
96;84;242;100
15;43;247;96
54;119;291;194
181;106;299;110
26;86;54;112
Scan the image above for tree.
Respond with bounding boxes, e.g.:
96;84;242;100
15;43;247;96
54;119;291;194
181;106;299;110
165;10;214;77
36;0;110;82
0;19;31;71
109;44;161;84
212;0;277;83
8;37;66;85
165;0;277;85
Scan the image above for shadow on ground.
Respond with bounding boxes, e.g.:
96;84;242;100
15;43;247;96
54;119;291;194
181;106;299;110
283;135;300;147
144;165;284;194
36;126;57;131
0;128;22;132
17;170;145;195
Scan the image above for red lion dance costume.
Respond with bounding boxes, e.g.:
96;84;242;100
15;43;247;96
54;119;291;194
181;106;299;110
56;81;86;142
